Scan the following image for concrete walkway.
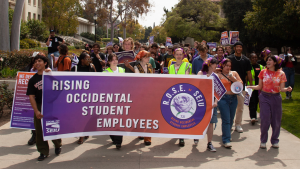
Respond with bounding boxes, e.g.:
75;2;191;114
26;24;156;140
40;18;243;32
1;106;300;169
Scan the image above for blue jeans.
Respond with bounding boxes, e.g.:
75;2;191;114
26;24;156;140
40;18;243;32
48;51;60;69
283;67;295;97
218;94;238;144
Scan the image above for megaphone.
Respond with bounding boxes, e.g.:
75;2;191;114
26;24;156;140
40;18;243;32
231;82;244;97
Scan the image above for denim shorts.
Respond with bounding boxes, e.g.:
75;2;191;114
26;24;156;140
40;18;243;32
210;107;218;123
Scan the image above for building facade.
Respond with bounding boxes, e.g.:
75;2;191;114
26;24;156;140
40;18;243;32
76;17;95;35
9;0;43;21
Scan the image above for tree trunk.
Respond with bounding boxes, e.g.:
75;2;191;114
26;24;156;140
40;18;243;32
109;0;114;42
0;1;10;51
123;13;126;39
11;0;25;51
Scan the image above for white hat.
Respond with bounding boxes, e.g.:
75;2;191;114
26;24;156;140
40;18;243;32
32;52;39;57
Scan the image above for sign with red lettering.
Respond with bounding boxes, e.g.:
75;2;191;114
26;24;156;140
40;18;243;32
10;72;36;130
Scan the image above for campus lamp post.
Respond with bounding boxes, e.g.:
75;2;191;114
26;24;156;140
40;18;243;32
93;14;97;43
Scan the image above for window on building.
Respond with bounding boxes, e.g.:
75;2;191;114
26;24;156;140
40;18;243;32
38;0;41;8
33;0;36;6
28;12;31;20
33;13;36;20
38;14;40;21
28;0;31;5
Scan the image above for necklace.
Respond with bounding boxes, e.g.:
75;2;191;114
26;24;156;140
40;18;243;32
234;55;242;61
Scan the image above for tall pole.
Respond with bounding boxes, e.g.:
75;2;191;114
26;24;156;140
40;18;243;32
0;0;10;51
11;0;25;51
94;20;96;43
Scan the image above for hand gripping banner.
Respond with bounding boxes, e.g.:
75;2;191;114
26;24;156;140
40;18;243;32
42;72;214;140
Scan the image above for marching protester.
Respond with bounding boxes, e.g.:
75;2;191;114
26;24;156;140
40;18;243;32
227;41;253;133
160;45;167;56
215;46;225;68
224;45;233;58
90;43;106;72
164;46;174;67
70;52;95;144
197;57;219;152
168;48;192;147
248;53;264;125
247;55;292;149
52;44;72;71
45;30;65;68
26;53;62;161
258;49;271;67
217;58;243;148
113;43;122;53
104;53;125;149
134;50;153;145
192;43;213;75
151;43;164;68
282;47;297;99
184;47;193;63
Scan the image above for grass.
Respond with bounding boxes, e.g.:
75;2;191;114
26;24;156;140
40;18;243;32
280;74;300;138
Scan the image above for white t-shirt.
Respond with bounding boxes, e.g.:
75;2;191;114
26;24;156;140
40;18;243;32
113;67;119;73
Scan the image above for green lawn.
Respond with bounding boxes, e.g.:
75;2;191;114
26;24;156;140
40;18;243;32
280;74;300;138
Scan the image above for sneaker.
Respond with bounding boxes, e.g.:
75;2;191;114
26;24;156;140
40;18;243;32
55;147;61;155
285;96;290;100
272;143;279;148
144;141;151;146
235;126;243;133
223;142;232;148
138;137;144;140
260;143;266;149
251;118;256;125
116;144;121;149
207;143;216;152
179;139;185;147
255;119;259;122
28;133;36;145
194;139;199;145
37;153;48;161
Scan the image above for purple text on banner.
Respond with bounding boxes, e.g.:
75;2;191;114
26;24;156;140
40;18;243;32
163;67;169;74
211;73;227;101
10;72;36;130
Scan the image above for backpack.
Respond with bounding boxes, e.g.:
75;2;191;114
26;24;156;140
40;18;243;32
58;55;79;69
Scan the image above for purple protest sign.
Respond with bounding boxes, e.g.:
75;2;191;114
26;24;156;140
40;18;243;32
10;72;35;130
207;42;217;50
163;67;169;74
41;72;214;141
221;31;229;45
115;51;135;64
230;31;239;45
211;73;227;100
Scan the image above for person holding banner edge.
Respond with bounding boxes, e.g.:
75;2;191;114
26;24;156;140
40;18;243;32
26;54;62;161
217;58;243;148
134;50;153;145
168;48;192;147
247;55;292;149
197;57;218;152
104;53;125;149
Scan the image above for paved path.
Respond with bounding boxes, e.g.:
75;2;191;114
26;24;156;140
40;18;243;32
1;106;300;169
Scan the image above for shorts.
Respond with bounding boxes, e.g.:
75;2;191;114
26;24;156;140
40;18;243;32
210;107;218;123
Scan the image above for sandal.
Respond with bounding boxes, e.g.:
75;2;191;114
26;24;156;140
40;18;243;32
77;137;84;144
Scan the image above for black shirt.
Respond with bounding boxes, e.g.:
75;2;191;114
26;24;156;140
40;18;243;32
90;53;105;72
71;65;95;72
251;64;262;85
26;73;43;104
45;36;63;54
227;54;252;86
258;59;266;67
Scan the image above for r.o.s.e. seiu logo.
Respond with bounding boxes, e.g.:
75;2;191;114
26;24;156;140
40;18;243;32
160;83;206;129
46;120;60;133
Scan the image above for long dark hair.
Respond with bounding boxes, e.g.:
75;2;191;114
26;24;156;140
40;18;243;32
201;58;218;73
266;55;280;71
78;52;89;66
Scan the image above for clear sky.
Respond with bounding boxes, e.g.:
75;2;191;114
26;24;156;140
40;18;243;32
137;0;179;28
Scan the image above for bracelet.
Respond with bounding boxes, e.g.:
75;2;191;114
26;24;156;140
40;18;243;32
99;59;102;62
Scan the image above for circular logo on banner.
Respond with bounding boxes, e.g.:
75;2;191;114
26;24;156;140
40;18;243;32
160;83;207;129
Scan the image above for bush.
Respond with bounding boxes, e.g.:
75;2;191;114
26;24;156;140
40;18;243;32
80;32;101;41
0;82;14;118
20;40;29;49
20;21;30;40
102;38;118;43
26;19;49;41
0;67;18;78
0;50;47;71
22;39;38;48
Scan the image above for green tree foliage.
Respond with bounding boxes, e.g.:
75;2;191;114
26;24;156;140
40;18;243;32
142;26;152;43
118;20;145;41
8;8;30;40
150;26;167;44
42;0;82;35
26;20;49;41
244;0;300;41
163;0;226;42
